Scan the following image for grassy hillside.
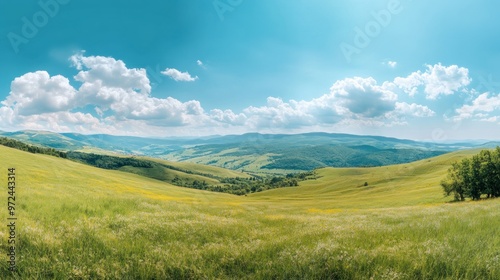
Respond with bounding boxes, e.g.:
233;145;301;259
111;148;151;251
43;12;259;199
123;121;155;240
165;142;448;174
0;130;83;150
250;149;482;209
159;132;462;174
142;157;251;179
1;146;499;279
3;130;469;174
0;136;305;196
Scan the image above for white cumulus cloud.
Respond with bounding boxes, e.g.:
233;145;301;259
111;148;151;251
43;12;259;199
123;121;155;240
210;109;246;125
161;68;198;82
394;102;435;117
230;77;432;131
69;53;203;126
393;63;471;99
328;77;397;118
454;92;500;121
71;53;151;95
243;97;316;129
3;71;76;116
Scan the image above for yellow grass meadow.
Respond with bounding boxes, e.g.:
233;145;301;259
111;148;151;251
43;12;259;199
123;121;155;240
0;145;499;279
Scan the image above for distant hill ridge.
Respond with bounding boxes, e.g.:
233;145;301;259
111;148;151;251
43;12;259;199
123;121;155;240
0;130;493;174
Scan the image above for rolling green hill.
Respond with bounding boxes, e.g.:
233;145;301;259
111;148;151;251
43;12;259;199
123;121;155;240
0;130;84;150
249;149;482;210
161;133;453;173
2;130;486;174
141;156;251;179
1;145;499;279
0;137;305;196
172;144;447;174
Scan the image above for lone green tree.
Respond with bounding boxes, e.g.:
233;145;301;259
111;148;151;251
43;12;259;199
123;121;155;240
441;147;500;201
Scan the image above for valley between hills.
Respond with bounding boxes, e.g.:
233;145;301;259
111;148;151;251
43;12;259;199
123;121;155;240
0;131;499;279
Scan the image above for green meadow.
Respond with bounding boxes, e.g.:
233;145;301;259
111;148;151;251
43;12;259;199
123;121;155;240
1;145;499;279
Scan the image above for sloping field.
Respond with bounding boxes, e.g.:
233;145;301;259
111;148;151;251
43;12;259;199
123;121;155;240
249;149;481;210
1;145;499;279
141;156;252;179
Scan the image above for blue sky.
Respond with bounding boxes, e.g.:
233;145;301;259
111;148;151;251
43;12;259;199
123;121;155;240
0;0;499;140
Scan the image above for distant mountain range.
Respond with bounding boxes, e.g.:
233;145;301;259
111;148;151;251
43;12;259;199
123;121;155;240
1;130;498;174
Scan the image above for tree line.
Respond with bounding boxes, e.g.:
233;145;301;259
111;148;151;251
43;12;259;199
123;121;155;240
172;171;315;196
66;151;153;169
0;137;67;158
441;147;500;201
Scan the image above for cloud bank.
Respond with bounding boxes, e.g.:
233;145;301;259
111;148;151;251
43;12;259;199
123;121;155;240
0;53;493;137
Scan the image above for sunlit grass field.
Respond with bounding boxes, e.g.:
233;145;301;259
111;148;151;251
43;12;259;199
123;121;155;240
138;156;252;179
1;145;499;279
